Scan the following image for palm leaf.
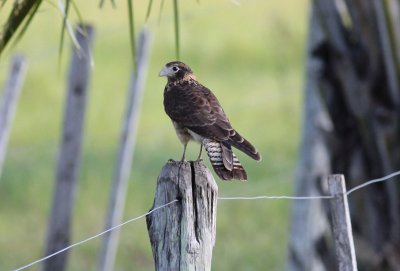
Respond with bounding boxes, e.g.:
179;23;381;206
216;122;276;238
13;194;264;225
173;0;180;60
0;0;43;56
10;0;42;49
1;0;8;9
0;0;184;64
145;0;153;22
98;0;116;8
127;0;136;66
71;0;83;24
158;0;165;24
58;0;71;61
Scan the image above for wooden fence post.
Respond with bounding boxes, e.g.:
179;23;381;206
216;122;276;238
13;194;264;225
328;174;358;271
98;28;151;271
0;55;27;179
146;160;218;271
44;24;94;271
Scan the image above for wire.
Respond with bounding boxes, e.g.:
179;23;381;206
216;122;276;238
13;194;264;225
12;199;178;271
218;195;334;200
11;169;400;271
346;170;400;195
220;170;400;200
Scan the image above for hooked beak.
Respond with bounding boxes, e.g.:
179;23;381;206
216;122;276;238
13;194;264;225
159;66;170;77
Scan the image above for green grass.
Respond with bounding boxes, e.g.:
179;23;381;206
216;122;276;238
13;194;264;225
0;0;308;270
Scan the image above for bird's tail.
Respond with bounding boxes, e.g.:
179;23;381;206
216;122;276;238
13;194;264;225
228;131;261;161
203;139;247;181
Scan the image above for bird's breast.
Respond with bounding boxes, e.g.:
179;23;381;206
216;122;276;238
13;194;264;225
172;121;191;145
171;121;203;145
187;129;204;143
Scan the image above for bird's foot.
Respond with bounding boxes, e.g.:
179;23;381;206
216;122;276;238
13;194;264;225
168;158;186;164
167;158;187;163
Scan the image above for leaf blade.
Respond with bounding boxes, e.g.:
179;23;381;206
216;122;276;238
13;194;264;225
127;0;136;66
173;0;180;60
58;0;72;61
0;0;43;56
145;0;153;22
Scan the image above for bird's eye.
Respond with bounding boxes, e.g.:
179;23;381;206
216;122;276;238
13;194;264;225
172;66;179;72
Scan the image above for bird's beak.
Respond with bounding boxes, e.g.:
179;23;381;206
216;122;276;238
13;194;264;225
159;66;170;77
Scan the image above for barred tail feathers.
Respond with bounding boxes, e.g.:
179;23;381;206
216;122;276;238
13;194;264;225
203;139;247;181
228;131;261;161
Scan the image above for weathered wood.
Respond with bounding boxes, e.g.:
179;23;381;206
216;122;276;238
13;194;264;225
146;161;218;271
286;6;333;271
0;55;27;179
44;24;94;271
328;175;358;271
98;28;151;271
289;1;400;270
372;0;400;106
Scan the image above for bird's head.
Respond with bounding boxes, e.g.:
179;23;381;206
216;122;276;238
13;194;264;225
159;61;196;81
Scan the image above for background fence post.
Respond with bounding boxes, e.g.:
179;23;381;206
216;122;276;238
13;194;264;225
146;161;218;271
98;28;151;271
0;55;27;180
44;24;94;271
328;174;358;271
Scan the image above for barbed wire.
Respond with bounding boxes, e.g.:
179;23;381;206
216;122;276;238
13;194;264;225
11;169;400;271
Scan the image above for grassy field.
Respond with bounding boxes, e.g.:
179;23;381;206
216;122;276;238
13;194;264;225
0;0;308;270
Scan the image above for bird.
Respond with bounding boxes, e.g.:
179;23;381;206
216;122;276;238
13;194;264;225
159;61;261;181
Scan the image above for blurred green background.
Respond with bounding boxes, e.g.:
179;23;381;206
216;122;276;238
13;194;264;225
0;0;308;270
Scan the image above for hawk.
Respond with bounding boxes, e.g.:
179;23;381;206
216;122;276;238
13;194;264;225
160;61;261;181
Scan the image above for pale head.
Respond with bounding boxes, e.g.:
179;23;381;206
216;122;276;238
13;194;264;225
159;61;196;81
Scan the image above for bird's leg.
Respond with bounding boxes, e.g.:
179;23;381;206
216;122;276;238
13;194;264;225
180;143;188;162
195;144;203;161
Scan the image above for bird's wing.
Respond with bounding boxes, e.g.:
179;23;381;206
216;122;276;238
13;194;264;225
164;81;234;141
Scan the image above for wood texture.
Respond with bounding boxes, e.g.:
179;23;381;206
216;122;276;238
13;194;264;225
44;24;94;271
0;55;27;179
328;175;358;271
286;6;334;271
146;161;218;271
288;1;400;270
98;28;151;271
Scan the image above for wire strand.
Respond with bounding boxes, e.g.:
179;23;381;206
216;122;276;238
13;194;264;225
11;169;400;271
346;170;400;196
218;195;334;200
12;200;178;271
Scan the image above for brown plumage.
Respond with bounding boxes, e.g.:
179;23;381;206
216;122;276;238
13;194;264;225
160;61;261;181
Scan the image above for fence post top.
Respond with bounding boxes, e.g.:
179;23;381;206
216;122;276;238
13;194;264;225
328;174;346;196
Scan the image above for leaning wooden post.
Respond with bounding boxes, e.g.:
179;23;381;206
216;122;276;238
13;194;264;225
98;28;151;271
146;160;218;271
0;55;27;179
44;24;94;271
328;174;358;271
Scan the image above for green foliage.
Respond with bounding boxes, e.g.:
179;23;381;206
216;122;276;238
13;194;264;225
145;0;154;22
127;0;136;65
173;0;180;59
0;0;308;270
0;0;43;54
0;0;184;61
58;0;71;62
